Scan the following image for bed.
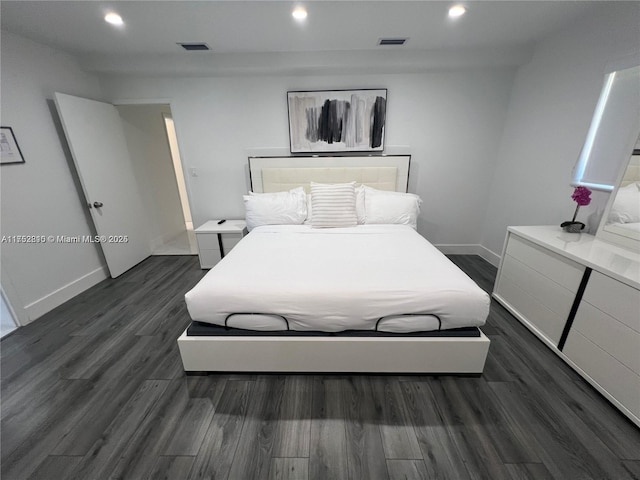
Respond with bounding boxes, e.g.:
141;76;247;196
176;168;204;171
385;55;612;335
178;155;491;373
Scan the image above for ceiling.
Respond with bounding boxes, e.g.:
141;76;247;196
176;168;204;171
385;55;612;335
1;1;606;75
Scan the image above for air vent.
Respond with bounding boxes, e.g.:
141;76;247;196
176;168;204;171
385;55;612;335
178;43;211;51
378;38;408;46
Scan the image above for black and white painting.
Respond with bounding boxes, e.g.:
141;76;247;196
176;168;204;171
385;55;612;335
288;89;387;153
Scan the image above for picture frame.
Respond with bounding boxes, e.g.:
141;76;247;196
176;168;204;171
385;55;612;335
287;89;387;153
0;127;25;165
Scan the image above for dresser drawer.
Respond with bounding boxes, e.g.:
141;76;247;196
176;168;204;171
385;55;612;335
197;233;243;254
496;270;568;344
573;301;640;373
582;271;640;333
500;254;576;317
496;239;580;346
564;329;640;420
196;233;220;251
221;234;242;254
198;249;222;269
504;235;584;292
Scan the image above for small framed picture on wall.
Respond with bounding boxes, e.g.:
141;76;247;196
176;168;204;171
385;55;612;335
0;126;25;165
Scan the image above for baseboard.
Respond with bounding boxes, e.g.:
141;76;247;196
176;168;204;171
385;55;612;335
24;266;109;322
436;244;501;268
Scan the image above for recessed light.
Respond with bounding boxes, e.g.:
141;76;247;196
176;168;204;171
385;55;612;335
292;7;308;21
104;12;124;26
448;5;466;19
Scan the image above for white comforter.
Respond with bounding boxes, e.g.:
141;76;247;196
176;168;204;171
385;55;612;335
185;225;489;332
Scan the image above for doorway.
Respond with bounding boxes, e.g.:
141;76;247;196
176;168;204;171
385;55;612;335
115;104;197;256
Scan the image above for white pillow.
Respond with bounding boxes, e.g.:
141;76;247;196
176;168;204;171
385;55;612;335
363;185;422;229
608;183;640;224
305;194;313;224
243;187;307;231
310;182;357;228
356;185;366;224
307;186;363;224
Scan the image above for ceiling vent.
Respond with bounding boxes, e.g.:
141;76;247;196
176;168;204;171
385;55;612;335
378;38;408;46
178;43;211;51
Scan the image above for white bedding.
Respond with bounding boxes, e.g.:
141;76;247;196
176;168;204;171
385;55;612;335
185;225;490;332
609;222;640;233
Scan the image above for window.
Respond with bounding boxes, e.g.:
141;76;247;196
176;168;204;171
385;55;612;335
572;65;640;192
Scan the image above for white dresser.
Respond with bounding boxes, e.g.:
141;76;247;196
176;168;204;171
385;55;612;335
194;220;248;269
494;226;640;427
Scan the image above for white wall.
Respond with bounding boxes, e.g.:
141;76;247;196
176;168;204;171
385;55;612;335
0;31;108;321
101;68;515;246
116;104;186;249
481;3;640;258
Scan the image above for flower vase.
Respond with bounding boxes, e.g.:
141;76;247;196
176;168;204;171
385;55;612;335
560;221;585;233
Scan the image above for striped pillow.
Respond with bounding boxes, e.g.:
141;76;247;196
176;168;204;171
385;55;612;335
310;182;357;228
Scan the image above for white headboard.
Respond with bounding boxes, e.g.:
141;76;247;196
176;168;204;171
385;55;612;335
248;155;411;193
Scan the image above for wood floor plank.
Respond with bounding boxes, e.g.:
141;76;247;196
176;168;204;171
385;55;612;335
145;456;196;480
26;455;83;480
427;378;513;480
187;379;253;480
386;459;429;480
272;375;312;458
1;334;93;419
51;336;159;455
489;380;632;480
186;374;228;403
341;376;389;480
106;378;191;480
1;379;96;480
163;397;216;456
445;377;542;464
504;463;554;480
565;379;640;460
369;376;423;460
622;461;640;478
491;329;640;479
269;458;309;480
400;381;470;480
1;377;90;456
70;380;170;480
309;377;349;480
227;375;286;479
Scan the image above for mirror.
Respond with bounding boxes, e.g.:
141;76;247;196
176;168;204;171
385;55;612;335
598;145;640;248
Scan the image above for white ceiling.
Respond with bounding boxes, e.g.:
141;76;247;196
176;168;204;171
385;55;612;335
1;1;607;75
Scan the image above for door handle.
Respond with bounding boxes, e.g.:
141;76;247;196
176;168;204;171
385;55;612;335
93;201;104;208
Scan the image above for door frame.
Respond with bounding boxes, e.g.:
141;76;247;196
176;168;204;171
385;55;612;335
1;265;29;327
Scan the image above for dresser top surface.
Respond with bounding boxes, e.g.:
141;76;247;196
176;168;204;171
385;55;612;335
508;226;640;289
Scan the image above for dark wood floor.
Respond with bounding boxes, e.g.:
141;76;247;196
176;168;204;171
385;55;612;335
2;255;639;480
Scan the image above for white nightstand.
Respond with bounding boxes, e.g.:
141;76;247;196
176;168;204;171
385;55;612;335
194;220;248;269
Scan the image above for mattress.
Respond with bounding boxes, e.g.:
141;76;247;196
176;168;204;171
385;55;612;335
185;225;490;332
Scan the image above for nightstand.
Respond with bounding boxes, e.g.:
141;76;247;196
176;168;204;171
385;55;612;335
194;220;248;269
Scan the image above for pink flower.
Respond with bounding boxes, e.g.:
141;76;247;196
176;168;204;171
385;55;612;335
571;186;592;207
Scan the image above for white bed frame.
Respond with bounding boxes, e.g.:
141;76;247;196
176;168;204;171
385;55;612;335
178;155;490;373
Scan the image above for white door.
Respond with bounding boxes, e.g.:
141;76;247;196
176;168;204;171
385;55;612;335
54;93;150;277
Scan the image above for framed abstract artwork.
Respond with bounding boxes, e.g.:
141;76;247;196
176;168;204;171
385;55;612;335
287;89;387;153
0;127;25;165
